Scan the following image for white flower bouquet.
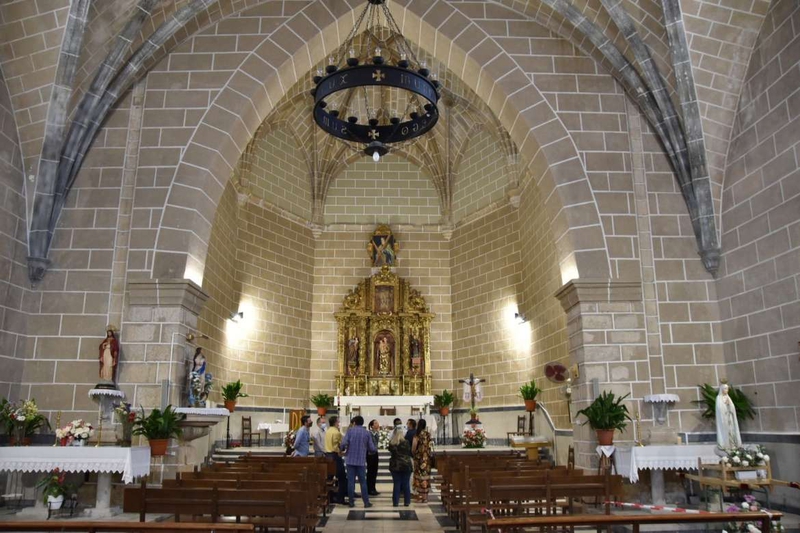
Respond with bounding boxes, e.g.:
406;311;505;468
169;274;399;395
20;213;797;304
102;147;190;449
56;419;94;445
720;445;769;468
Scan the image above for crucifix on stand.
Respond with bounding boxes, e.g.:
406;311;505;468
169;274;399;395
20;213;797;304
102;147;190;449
459;373;486;424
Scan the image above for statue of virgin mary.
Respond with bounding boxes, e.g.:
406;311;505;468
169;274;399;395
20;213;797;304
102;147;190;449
715;383;742;450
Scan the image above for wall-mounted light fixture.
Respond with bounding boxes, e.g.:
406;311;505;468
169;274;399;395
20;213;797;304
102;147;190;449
514;312;528;325
229;311;244;322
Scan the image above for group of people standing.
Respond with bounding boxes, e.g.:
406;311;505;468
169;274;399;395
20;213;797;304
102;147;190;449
292;414;432;508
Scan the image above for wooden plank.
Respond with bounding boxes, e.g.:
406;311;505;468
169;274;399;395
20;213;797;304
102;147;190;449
0;523;255;532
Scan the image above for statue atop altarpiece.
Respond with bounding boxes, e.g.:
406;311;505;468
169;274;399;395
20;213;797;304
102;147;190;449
335;264;433;396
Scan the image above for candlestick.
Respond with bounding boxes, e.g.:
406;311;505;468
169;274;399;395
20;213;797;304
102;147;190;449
96;416;103;447
53;411;62;446
634;408;644;447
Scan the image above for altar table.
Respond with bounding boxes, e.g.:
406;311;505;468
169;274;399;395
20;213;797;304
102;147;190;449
615;444;719;505
257;422;290;444
0;446;150;516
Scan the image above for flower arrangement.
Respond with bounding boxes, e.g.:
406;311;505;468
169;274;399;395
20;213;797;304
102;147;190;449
284;430;296;455
721;445;769;468
377;427;391;449
35;468;73;505
56;419;94;445
113;402;135;446
722;495;783;533
461;427;487;448
2;398;50;443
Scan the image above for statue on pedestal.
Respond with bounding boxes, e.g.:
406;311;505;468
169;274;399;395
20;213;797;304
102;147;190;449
715;383;742;450
97;326;119;388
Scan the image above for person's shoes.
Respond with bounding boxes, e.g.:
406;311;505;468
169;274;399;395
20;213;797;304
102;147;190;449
393;503;399;507
365;502;373;508
348;502;355;508
368;491;380;496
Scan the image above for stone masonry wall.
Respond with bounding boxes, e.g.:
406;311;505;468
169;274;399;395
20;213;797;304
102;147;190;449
452;128;512;225
0;64;27;400
517;175;570;429
717;0;800;433
324;155;441;227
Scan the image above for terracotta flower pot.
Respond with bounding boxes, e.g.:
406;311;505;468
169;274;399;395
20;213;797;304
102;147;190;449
316;406;327;416
524;399;537;412
224;400;236;412
9;437;31;446
596;429;615;446
439;407;450;417
149;438;169;456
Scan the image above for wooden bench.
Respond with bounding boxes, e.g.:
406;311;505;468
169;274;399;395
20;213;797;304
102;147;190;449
486;511;783;533
123;485;318;532
0;523;256;533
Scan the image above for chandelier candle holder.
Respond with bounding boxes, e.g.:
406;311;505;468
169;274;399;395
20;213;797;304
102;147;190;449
311;0;441;162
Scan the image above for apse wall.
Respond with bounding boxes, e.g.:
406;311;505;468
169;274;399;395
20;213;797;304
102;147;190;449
0;66;26;399
717;0;800;434
308;228;453;398
324;155;441;226
198;178;315;408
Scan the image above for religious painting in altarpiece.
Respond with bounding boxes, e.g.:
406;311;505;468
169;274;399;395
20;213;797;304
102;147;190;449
335;265;433;396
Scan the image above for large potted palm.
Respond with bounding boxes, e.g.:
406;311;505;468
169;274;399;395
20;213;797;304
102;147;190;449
221;380;248;412
132;405;185;456
576;391;632;446
519;381;542;412
433;389;455;416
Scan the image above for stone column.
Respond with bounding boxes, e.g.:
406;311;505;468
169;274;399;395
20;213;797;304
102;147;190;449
125;278;209;482
555;279;648;469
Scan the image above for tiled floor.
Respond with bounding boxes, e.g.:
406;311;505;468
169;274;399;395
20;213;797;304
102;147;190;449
321;480;454;533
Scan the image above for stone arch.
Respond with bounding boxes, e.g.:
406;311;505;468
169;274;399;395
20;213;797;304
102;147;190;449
152;0;610;284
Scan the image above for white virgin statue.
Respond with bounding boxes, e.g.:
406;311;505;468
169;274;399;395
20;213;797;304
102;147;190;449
715;383;742;450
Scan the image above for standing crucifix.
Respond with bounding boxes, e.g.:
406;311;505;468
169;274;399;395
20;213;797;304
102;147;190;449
459;373;486;424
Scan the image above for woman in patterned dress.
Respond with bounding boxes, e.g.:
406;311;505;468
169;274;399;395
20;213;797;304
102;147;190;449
411;418;432;503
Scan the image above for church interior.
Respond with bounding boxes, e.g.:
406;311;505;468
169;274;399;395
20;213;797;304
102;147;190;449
0;0;798;530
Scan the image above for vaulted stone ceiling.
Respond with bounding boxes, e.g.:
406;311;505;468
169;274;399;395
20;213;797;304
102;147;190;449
0;0;771;281
234;32;519;232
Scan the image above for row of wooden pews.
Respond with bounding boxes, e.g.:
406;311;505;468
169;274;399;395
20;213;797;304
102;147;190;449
435;450;624;533
123;455;334;532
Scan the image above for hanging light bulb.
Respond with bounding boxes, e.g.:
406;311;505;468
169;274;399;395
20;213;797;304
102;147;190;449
373;151;381;162
347;48;359;66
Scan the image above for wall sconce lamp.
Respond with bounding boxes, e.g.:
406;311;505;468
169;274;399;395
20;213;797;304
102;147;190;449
229;311;244;322
515;312;528;325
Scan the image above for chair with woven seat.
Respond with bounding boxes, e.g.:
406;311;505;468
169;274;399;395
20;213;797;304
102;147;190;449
241;416;260;447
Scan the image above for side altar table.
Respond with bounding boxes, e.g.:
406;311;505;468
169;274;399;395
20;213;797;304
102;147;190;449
0;446;150;517
615;444;719;505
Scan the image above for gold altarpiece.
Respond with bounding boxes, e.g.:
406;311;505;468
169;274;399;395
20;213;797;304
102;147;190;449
335;266;433;396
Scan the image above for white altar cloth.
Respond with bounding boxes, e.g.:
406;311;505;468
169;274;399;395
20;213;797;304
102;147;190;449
335;395;434;407
257;423;290;433
0;446;150;484
341;415;437;434
615;444;719;482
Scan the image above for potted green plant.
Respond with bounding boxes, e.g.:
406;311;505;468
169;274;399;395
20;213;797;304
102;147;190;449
131;405;185;456
519;381;542;412
433;389;455;416
576;391;632;446
693;383;755;421
310;393;334;416
35;468;73;510
221;380;248;412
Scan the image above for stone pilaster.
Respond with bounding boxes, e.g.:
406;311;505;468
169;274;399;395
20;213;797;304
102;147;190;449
124;279;209;409
555;279;649;468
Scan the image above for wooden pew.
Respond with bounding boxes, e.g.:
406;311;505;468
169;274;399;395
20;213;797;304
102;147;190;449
0;523;255;533
123;485;317;533
486;511;783;533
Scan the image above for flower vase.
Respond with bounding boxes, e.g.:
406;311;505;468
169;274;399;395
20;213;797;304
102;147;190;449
47;494;64;510
72;439;85;447
116;424;132;447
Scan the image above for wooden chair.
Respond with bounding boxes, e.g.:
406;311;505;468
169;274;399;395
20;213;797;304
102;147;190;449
506;415;527;445
380;407;396;416
241;417;260;447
